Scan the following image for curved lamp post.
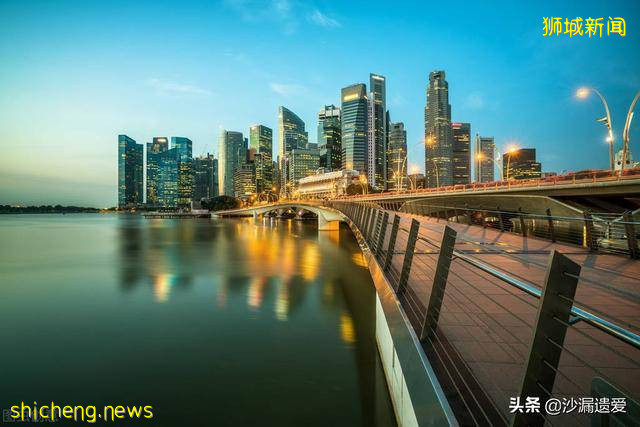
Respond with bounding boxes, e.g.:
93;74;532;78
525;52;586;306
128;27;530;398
621;91;640;174
577;87;615;171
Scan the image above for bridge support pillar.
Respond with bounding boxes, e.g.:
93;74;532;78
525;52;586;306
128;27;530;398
318;215;339;231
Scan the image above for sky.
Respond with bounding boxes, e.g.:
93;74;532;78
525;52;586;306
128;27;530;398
0;0;639;207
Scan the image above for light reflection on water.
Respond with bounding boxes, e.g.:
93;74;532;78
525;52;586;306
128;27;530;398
0;214;395;426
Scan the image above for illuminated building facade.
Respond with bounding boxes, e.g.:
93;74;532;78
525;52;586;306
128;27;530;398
451;122;471;185
194;153;218;200
146;136;169;206
171;137;194;206
288;148;320;189
278;107;308;196
118;134;143;207
250;124;273;194
233;163;256;197
425;70;452;188
474;134;495;183
341;84;368;176
219;130;247;196
318;105;341;171
369;73;387;189
503;148;542;180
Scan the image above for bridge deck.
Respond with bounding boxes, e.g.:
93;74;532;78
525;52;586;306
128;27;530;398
380;209;640;424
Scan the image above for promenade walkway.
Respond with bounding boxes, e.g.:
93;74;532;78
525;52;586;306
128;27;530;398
341;203;640;425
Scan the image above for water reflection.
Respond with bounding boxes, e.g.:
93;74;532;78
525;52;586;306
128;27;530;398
115;216;395;425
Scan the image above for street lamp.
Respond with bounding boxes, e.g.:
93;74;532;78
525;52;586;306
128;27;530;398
359;175;368;195
504;144;519;181
621;91;640;175
576;87;615;171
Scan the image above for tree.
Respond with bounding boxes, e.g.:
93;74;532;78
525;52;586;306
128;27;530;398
345;183;375;196
201;196;241;211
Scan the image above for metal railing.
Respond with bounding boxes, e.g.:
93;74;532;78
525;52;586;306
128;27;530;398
328;200;640;426
373;200;640;259
337;167;640;201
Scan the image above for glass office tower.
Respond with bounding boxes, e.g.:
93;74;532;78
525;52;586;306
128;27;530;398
318;105;342;171
250;124;273;194
387;122;407;191
341;84;368;176
219;130;246;196
171;137;194;206
146;136;169;206
424;70;453;188
278;107;308;197
451;122;471;185
118;134;143;208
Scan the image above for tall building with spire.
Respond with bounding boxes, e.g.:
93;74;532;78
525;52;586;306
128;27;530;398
424;71;452;188
318;105;341;171
278;107;308;197
369;73;387;189
341;83;368;177
118;134;143;208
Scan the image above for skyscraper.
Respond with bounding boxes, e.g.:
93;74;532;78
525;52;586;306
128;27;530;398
278;107;308;196
233;163;256;197
474;134;495;183
157;147;178;207
451;122;471;185
317;105;341;171
146;136;169;206
503;148;541;180
194;153;218;200
218;130;246;196
341;84;368;177
250;124;273;194
369;73;387;189
117;134;143;208
425;71;452;188
387;122;407;191
289;147;320;189
172;137;194;206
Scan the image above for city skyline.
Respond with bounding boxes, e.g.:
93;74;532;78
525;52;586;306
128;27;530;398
1;0;639;206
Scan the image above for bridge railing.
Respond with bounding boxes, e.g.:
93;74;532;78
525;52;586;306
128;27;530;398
328;200;640;426
372;200;640;259
337;167;640;201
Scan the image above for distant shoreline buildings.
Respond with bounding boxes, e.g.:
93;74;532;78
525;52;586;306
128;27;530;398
118;69;546;208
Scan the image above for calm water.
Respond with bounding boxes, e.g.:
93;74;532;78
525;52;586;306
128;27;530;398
0;214;395;426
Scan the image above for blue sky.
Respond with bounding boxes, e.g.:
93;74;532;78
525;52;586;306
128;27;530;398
0;0;638;206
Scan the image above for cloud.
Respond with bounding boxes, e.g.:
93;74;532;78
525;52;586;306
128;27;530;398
464;91;485;110
146;78;211;96
269;82;307;96
307;9;341;28
223;0;297;34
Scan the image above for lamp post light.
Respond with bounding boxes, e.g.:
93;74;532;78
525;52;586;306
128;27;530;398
476;152;504;181
359;175;368;195
621;91;640;175
577;87;615;171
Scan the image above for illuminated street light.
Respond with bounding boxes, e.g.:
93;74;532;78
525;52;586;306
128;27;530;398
576;86;615;171
503;144;519;180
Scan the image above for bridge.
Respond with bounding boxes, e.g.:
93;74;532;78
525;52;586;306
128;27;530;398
215;197;640;425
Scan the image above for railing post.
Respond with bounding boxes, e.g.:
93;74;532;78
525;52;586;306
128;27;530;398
376;212;390;259
497;207;505;232
420;226;457;341
512;250;581;427
546;208;556;242
518;207;527;237
370;209;382;247
367;208;379;244
383;215;400;272
480;210;487;228
623;211;638;259
454;208;459;223
466;209;472;225
583;211;597;251
397;219;420;295
363;206;372;235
